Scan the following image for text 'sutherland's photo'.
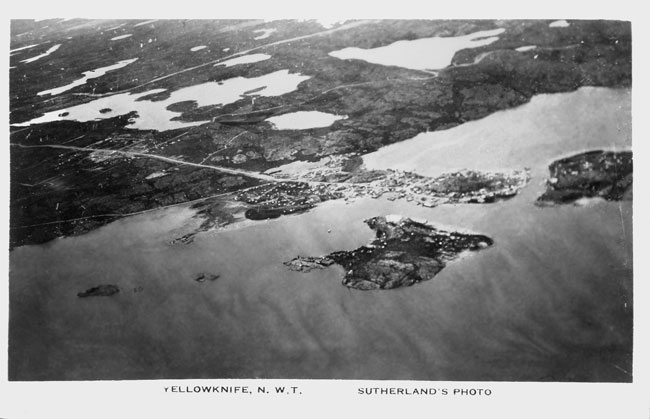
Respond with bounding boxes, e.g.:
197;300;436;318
8;19;632;382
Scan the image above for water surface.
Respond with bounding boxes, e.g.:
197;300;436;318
265;111;347;130
549;20;570;28
10;43;40;54
37;58;138;96
110;34;132;41
14;69;310;131
516;45;537;52
20;44;61;64
133;20;158;27
253;28;277;40
363;87;631;179
215;53;271;67
329;28;506;70
9;87;632;381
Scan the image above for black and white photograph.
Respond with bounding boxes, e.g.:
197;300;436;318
2;3;649;418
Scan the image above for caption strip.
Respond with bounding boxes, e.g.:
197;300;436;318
163;385;493;396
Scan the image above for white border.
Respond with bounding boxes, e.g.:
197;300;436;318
2;1;649;417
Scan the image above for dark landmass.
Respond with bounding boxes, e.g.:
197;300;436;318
10;140;264;248
194;272;220;282
240;154;530;212
537;150;632;204
285;216;493;290
77;284;120;297
237;181;340;220
9;19;631;247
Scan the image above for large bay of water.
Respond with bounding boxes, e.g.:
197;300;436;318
9;87;632;381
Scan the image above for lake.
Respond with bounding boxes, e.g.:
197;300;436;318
9;87;632;381
13;68;310;131
215;53;271;67
329;28;506;71
266;111;347;130
37;58;139;97
19;44;60;64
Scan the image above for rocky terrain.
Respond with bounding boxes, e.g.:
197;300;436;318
9;19;631;247
285;215;494;290
165;154;529;243
537;150;632;204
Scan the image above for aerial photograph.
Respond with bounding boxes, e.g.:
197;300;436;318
8;18;632;382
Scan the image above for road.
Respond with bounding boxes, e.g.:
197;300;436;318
11;142;279;182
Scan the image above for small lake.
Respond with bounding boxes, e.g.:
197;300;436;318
38;58;138;96
253;28;277;40
516;45;537;52
110;34;132;41
265;111;347;130
10;43;40;55
329;28;506;71
133;20;158;27
20;44;61;64
106;24;126;31
215;53;271;67
549;20;570;28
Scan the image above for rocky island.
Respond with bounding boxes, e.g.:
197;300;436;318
77;284;120;298
537;150;632;204
285;215;494;290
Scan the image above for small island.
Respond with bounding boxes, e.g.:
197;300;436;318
77;284;120;298
537;150;632;204
285;215;494;290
